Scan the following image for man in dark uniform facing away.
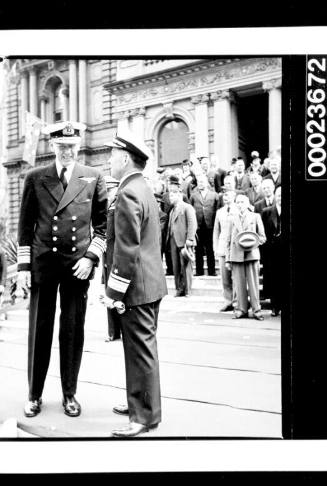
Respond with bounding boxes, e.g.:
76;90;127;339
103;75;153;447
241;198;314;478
17;121;107;418
101;129;167;437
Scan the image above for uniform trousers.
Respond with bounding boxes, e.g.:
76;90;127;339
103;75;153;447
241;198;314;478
219;256;236;306
170;236;193;295
119;299;162;426
231;260;261;314
28;275;89;400
195;222;216;275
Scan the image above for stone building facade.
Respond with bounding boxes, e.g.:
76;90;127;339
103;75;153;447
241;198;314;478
3;57;282;235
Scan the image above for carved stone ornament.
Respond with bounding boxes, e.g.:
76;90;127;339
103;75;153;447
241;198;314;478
163;102;175;119
262;78;282;91
113;58;281;106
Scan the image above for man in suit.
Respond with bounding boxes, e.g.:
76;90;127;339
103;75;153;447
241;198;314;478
234;158;251;192
246;172;264;207
261;186;282;316
190;173;219;276
102;130;167;438
167;175;197;297
263;157;281;188
254;178;275;299
213;190;238;311
254;179;275;214
225;194;266;320
17;121;108;418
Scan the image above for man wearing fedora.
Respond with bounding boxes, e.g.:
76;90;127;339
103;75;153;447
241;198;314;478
167;175;197;297
225;193;266;320
102;129;167;437
17;121;108;418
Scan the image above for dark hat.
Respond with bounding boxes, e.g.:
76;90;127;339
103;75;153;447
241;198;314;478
235;231;260;251
105;128;151;162
43;121;86;144
168;175;181;187
156;167;165;174
181;246;195;262
182;159;191;166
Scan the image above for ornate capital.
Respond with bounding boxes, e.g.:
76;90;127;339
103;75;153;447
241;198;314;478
210;90;232;102
262;78;282;92
116;110;130;121
191;94;209;105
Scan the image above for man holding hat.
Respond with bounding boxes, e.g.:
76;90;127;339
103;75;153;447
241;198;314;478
225;193;266;320
17;121;108;418
103;129;167;437
167;175;197;297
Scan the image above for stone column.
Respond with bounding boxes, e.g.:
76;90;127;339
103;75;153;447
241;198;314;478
40;94;49;122
132;107;146;138
263;78;282;153
191;94;209;158
20;71;29;136
211;90;233;170
78;60;87;124
117;111;130;132
28;67;38;116
69;60;78;121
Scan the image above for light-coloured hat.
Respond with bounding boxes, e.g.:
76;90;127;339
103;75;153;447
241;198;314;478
236;230;260;251
43;121;86;144
105;128;152;162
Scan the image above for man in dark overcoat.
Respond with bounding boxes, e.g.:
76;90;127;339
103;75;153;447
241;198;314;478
102;129;167;437
17;121;107;418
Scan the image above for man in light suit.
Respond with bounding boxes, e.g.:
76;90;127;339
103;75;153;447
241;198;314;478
17;121;108;418
103;130;167;437
167;175;197;297
225;194;266;320
190;173;219;276
213;190;237;312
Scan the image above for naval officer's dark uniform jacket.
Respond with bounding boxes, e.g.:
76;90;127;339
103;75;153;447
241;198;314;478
17;161;107;400
106;172;167;426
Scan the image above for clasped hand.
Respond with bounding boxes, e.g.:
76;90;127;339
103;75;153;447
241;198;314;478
72;258;93;280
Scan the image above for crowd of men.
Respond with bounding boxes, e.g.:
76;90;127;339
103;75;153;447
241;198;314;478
148;149;282;320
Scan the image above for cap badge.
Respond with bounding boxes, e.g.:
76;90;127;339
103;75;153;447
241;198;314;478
63;123;74;136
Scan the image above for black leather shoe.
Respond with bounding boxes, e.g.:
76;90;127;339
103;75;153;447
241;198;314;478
62;396;81;417
24;398;42;418
112;422;158;438
233;311;248;319
113;404;129;416
220;304;234;312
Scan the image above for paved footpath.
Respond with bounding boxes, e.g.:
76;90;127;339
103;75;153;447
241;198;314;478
0;275;281;439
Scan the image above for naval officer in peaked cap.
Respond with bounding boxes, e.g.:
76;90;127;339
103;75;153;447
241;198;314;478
17;120;108;418
101;129;167;437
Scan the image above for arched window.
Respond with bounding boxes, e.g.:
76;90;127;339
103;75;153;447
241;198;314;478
158;118;189;167
43;76;66;123
53;81;64;122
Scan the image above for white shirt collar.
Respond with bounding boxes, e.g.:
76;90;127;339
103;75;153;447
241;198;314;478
119;170;142;187
56;160;75;183
276;204;281;215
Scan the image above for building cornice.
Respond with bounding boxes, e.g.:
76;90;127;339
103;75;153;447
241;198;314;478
104;59;242;93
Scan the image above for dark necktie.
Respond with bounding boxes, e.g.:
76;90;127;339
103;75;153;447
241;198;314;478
59;167;68;191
